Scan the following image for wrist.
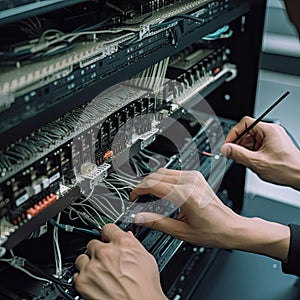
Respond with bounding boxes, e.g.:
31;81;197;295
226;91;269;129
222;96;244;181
287;150;300;190
227;215;290;261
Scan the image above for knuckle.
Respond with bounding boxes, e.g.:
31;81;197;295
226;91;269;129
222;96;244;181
191;170;199;177
194;171;204;183
157;168;165;173
103;223;114;230
243;116;253;123
119;232;137;247
273;123;284;133
74;275;90;292
196;170;204;179
114;229;126;240
94;245;110;259
75;254;85;265
74;278;84;291
123;231;134;241
263;123;284;136
147;172;157;181
87;239;99;249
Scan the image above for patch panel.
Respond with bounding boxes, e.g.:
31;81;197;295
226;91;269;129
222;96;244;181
0;0;248;144
1;0;216;106
0;184;80;249
0;44;235;224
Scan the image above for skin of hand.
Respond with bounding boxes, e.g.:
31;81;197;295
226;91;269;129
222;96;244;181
73;224;167;300
131;168;240;249
220;116;300;190
130;168;290;262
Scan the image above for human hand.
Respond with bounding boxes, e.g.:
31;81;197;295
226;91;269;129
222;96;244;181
74;224;167;300
130;168;240;249
130;168;290;262
220;116;300;190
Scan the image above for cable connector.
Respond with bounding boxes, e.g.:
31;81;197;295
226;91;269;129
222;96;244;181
139;24;150;39
11;256;26;268
64;225;75;232
30;42;50;53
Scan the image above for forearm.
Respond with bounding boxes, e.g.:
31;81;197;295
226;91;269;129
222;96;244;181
227;215;290;262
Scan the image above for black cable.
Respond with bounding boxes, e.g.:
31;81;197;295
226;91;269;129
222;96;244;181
0;259;72;290
150;13;205;31
23;261;73;288
75;17;113;32
55;283;75;300
165;13;206;24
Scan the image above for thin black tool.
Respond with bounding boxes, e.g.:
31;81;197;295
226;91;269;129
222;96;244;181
233;90;290;143
200;91;291;159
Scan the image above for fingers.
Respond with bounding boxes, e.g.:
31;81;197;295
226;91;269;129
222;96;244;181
75;253;90;271
131;169;203;209
130;168;195;200
220;143;259;167
130;179;175;202
225;116;257;143
101;223;124;243
156;168;183;176
142;169;180;185
85;224;125;256
134;212;189;238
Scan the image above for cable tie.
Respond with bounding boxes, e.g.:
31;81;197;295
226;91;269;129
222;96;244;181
64;225;74;232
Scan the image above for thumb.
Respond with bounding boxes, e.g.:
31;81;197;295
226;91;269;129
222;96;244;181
220;143;258;167
135;212;185;237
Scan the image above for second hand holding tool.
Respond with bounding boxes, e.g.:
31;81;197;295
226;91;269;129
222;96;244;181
201;90;290;159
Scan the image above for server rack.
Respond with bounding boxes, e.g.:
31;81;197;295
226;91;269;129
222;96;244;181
0;1;266;299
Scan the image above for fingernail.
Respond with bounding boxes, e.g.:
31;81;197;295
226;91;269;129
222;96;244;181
134;214;145;224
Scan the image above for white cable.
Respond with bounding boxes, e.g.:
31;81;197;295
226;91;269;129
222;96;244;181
13;265;52;284
84;187;95;202
81;202;105;226
90;194;120;219
131;159;144;177
80;204;107;227
67;207;90;225
110;172;140;182
139;151;161;168
103;180;125;213
30;30;136;53
0;259;52;284
66;207;80;222
135;159;152;173
107;175;137;187
53;212;62;278
72;202;105;228
0;258;12;262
